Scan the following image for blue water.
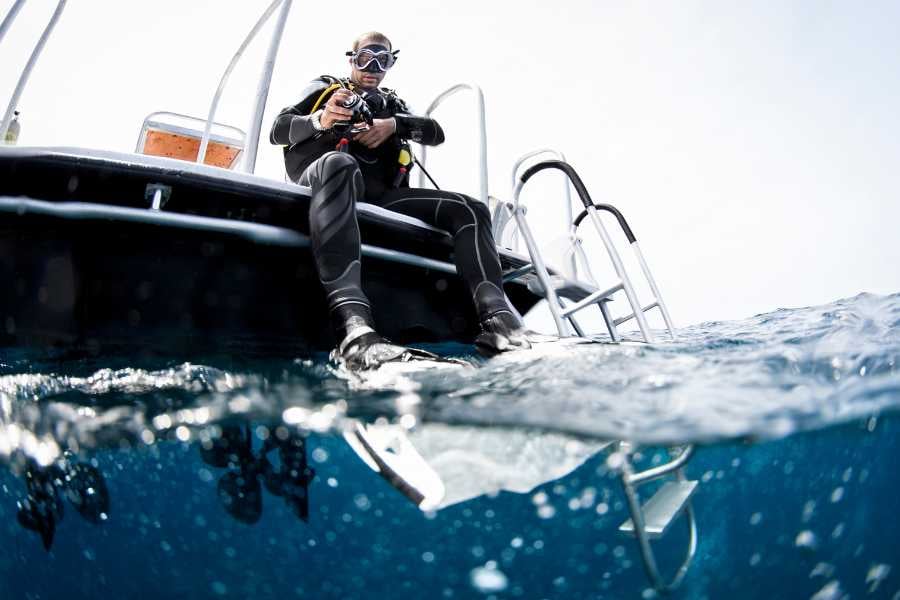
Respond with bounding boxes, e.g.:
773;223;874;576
1;292;899;599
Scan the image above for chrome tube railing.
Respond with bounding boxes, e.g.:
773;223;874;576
415;83;489;205
521;160;655;341
241;0;293;174
0;0;27;47
0;0;67;141
509;148;577;277
619;445;698;593
197;0;284;165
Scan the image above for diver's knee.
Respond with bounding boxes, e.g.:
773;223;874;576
467;198;492;225
312;151;359;182
321;151;358;169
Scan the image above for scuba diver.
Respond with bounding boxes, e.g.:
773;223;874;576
270;31;543;369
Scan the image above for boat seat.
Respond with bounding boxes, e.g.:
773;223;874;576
136;112;245;170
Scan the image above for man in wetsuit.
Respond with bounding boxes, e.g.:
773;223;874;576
270;31;536;367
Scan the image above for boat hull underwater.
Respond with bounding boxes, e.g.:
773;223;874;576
0;147;543;355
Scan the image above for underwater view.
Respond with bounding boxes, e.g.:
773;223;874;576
1;291;898;599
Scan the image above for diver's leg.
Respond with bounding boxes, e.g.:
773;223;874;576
299;152;377;346
376;188;531;353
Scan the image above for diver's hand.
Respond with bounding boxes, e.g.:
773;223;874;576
321;89;356;129
354;118;396;148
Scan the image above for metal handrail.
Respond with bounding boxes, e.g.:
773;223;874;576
241;0;293;174
415;83;488;206
197;0;284;165
0;0;26;47
627;445;694;486
515;160;654;341
0;0;67;142
619;445;698;593
506;148;578;277
572;203;676;339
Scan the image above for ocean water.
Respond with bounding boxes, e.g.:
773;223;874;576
1;292;899;599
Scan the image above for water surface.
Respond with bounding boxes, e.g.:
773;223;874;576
1;292;898;599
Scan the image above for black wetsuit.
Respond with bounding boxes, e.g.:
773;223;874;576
270;76;514;342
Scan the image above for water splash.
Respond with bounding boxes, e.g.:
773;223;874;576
1;292;899;467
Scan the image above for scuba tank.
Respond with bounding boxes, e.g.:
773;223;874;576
4;111;20;145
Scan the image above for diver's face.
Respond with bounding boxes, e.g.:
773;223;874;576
351;63;385;90
349;41;390;90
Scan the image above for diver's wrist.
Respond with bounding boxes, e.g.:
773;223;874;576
310;109;325;131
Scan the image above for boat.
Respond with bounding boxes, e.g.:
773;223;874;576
1;0;699;592
0;143;544;354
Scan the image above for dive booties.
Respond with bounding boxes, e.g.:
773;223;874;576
475;310;549;357
331;304;466;370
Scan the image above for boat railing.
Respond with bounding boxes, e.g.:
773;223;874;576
0;0;27;46
0;0;68;142
196;0;284;168
236;0;293;174
415;83;489;206
0;0;293;176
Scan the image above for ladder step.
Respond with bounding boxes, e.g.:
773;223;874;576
501;263;535;283
560;282;622;317
619;480;697;539
613;301;660;327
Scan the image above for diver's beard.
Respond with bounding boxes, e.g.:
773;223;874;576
354;75;381;90
351;68;383;89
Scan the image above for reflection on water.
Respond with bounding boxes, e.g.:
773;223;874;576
16;457;110;550
199;424;314;524
11;422;316;552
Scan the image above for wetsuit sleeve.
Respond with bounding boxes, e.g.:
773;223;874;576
391;96;445;146
269;78;332;146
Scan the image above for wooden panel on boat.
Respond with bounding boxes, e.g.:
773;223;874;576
142;129;241;169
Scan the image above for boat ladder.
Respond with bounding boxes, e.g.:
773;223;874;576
495;156;676;342
614;443;698;593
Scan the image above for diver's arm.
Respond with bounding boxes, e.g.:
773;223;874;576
269;106;322;146
269;78;333;146
394;114;445;146
390;93;445;146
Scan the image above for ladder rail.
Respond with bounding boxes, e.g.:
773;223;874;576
518;160;655;342
619;445;698;593
572;203;676;340
508;148;577;278
511;199;570;336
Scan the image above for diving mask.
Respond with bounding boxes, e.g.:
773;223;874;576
346;44;399;73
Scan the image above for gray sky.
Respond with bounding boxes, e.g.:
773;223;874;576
2;0;898;329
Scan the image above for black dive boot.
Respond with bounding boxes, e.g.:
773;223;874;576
475;310;559;357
